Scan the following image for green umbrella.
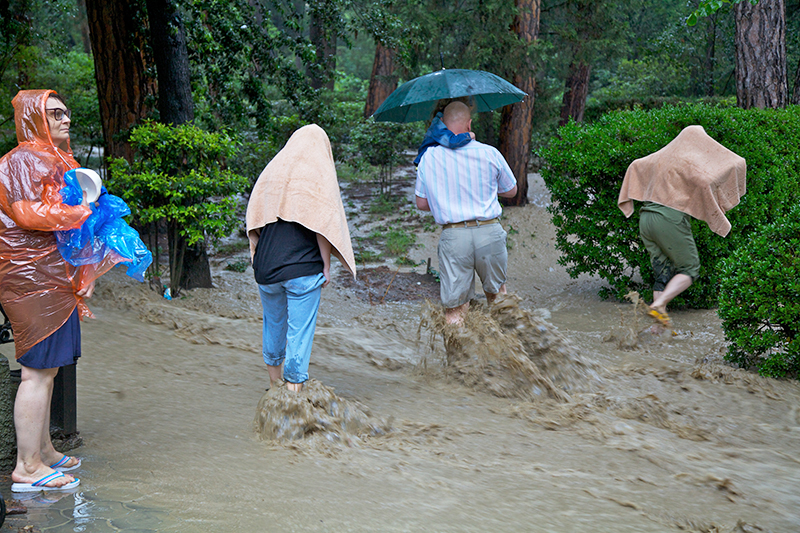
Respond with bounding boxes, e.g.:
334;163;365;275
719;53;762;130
371;69;526;123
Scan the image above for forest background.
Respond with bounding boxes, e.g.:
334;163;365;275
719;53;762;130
1;0;799;293
3;0;800;377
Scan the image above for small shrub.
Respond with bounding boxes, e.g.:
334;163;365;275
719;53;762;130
718;205;800;379
395;256;419;267
354;249;381;263
385;229;415;257
108;122;249;295
369;194;403;215
348;118;417;196
225;259;250;273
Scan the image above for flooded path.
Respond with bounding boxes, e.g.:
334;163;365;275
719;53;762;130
2;174;799;532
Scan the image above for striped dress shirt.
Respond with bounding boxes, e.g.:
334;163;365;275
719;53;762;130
415;140;517;225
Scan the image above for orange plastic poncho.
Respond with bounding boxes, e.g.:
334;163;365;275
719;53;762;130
0;90;115;358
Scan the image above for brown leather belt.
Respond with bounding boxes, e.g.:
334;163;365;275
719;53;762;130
441;217;500;230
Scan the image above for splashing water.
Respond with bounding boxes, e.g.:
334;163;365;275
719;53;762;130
418;294;601;401
254;379;391;444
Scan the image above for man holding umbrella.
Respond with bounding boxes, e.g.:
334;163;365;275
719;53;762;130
415;101;517;325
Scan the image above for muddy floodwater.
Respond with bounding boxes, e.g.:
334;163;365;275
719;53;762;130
3;175;799;532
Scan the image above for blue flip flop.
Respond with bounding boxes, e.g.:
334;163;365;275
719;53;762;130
50;455;81;472
11;471;80;492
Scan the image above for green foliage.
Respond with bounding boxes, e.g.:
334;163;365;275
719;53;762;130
0;1;100;160
395;256;419;266
718;204;800;379
347;118;417;196
34;51;102;165
354;249;381;263
225;259;250;273
385;228;415;256
369;193;402;215
108;122;249;293
539;104;800;307
227;136;280;188
687;0;758;26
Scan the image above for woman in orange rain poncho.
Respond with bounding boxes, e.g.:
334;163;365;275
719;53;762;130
0;90;125;492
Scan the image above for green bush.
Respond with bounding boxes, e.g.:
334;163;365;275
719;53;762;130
108;122;249;295
718;204;800;379
347;118;419;196
539;104;800;307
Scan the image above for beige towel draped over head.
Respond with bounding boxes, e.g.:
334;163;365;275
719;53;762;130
246;124;356;278
618;125;746;237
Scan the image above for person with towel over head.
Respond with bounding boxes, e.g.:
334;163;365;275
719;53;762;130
246;124;356;392
618;125;746;327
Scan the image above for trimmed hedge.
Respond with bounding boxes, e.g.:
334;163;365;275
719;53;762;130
718;204;800;378
539;104;800;307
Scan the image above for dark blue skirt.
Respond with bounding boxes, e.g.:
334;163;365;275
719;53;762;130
17;308;81;369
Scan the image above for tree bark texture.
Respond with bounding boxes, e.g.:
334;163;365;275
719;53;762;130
147;0;211;290
734;0;787;109
364;42;397;118
308;4;337;91
704;15;718;97
85;0;155;163
146;0;194;124
498;0;540;207
558;60;591;126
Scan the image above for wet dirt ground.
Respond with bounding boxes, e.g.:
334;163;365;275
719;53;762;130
1;173;799;532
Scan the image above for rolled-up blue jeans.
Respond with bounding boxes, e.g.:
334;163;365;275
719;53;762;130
257;272;325;384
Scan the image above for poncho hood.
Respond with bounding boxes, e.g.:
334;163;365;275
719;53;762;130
618;125;746;237
246;124;356;279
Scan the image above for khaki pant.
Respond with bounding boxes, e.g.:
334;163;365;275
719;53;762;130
437;223;508;308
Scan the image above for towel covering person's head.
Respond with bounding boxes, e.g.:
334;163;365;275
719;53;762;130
246;124;356;278
618;125;746;237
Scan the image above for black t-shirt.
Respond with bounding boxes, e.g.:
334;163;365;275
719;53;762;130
253;220;323;285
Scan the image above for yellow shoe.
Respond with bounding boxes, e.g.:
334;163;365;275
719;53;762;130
647;308;671;327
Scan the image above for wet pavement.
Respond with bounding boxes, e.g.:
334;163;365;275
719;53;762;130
2;485;177;532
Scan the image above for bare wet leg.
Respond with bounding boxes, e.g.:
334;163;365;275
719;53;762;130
266;364;283;388
12;366;75;488
485;283;507;305
650;274;692;315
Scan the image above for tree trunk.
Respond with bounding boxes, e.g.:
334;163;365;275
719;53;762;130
558;60;591;126
146;0;194;124
308;3;337;91
181;242;214;290
364;42;397;118
498;0;540;207
734;0;787;109
704;14;718;97
147;0;212;291
85;0;156;163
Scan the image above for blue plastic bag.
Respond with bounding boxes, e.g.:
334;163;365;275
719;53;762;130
56;169;153;282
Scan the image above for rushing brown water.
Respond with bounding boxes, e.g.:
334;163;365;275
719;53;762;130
3;174;799;532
